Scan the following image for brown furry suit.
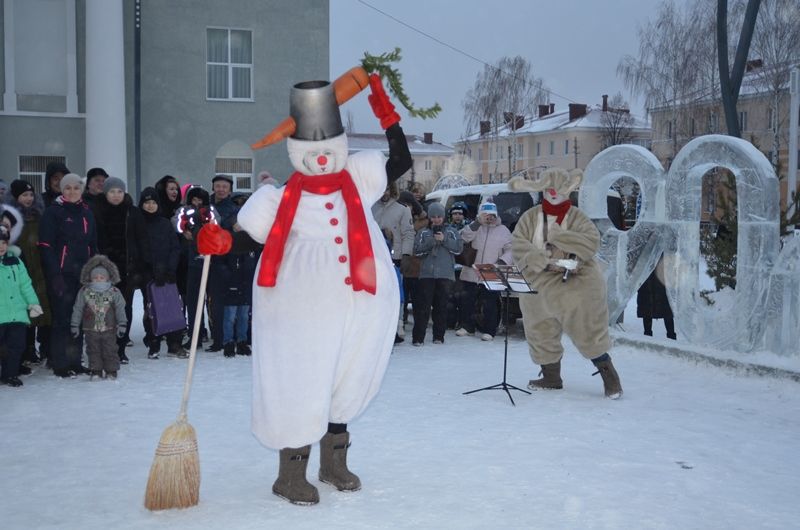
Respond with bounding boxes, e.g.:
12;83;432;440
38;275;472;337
511;203;611;364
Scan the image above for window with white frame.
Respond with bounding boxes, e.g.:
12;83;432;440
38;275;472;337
424;160;432;170
738;111;748;132
18;155;67;194
549;141;554;155
564;139;569;155
536;142;540;156
207;28;253;101
215;157;253;191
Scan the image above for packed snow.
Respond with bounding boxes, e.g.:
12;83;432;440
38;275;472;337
1;294;798;529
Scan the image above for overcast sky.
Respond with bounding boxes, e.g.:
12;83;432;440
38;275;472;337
329;0;684;144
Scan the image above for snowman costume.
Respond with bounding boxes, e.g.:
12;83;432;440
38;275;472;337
238;76;411;504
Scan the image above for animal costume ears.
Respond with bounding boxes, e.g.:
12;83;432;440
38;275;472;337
509;167;583;197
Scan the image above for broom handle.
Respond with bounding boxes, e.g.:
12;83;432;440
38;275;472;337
177;253;211;421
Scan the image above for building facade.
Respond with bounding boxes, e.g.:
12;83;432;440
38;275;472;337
455;98;652;184
0;0;329;195
347;131;454;194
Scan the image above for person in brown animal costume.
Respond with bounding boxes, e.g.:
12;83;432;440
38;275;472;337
509;168;622;399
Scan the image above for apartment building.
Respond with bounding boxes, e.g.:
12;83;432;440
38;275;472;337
455;96;652;184
347;131;453;193
649;62;800;217
0;0;329;195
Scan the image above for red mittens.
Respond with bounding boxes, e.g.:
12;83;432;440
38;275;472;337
367;74;401;130
197;223;232;256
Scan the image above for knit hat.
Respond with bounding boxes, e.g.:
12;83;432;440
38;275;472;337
428;202;446;218
103;176;127;194
449;202;466;216
478;200;498;217
45;161;69;180
59;173;84;190
10;179;34;199
90;265;109;279
138;186;159;208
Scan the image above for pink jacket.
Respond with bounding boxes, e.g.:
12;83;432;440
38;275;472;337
459;217;513;284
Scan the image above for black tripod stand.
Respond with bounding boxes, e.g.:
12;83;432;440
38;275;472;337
463;265;535;406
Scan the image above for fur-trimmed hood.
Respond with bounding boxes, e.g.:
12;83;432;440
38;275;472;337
79;254;121;285
0;203;23;244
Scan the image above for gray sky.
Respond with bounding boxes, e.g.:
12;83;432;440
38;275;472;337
329;0;678;144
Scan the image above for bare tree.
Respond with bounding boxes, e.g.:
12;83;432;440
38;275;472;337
717;0;762;138
600;93;635;148
618;1;715;159
744;0;800;170
462;56;548;181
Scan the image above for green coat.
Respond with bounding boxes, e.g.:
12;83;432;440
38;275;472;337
0;255;40;325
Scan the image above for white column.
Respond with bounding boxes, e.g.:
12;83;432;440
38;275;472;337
2;0;17;111
85;0;127;179
66;0;78;113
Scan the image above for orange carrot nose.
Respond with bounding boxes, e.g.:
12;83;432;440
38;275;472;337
251;66;370;150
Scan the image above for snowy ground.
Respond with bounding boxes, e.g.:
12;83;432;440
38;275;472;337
1;295;798;529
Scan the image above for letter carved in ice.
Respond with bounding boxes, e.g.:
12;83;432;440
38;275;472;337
583;135;789;354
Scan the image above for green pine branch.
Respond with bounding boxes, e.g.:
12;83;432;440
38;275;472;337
361;48;442;119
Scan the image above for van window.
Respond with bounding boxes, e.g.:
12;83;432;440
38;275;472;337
492;192;536;231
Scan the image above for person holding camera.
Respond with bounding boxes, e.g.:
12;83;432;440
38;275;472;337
411;202;463;346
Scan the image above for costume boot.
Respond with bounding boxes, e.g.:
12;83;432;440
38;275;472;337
592;353;623;399
272;445;319;505
527;361;563;390
319;431;361;491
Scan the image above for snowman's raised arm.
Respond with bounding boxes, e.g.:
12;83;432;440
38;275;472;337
368;74;412;184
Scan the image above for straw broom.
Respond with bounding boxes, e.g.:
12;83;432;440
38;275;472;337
145;222;229;510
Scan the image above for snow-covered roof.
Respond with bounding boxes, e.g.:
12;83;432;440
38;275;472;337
347;133;454;155
461;106;651;142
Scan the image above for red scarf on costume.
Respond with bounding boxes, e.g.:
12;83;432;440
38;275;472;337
257;170;376;294
542;199;571;224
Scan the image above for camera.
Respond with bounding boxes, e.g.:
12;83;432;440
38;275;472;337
431;225;443;234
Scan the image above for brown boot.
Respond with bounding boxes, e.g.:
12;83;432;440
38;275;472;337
592;354;623;399
319;431;361;491
272;446;319;505
527;361;563;390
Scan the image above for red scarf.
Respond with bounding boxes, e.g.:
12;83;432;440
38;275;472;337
542;199;571;224
257;170;376;294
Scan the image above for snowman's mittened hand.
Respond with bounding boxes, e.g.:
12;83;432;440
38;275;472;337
197;223;233;255
368;74;401;130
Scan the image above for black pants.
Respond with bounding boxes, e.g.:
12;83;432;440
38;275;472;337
0;323;26;379
412;278;453;344
459;282;500;337
48;278;84;371
206;265;226;346
643;316;676;339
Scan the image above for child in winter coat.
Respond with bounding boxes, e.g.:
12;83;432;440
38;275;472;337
71;255;127;379
135;187;185;358
0;225;42;387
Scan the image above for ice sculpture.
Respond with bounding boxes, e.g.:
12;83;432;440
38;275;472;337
581;144;670;324
764;236;800;355
582;135;786;354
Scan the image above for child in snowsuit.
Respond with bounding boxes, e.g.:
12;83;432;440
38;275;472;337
70;255;127;379
0;225;42;387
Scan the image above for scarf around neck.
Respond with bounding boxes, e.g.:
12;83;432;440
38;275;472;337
542;199;571;224
256;170;376;294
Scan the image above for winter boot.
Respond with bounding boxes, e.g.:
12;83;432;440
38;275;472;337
236;341;251;356
396;317;405;338
527;361;563;390
591;353;623;399
223;342;236;357
106;371;118;380
319;431;361;492
90;369;104;381
272;446;319;505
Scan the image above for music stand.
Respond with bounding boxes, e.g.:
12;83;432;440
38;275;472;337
463;264;536;406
